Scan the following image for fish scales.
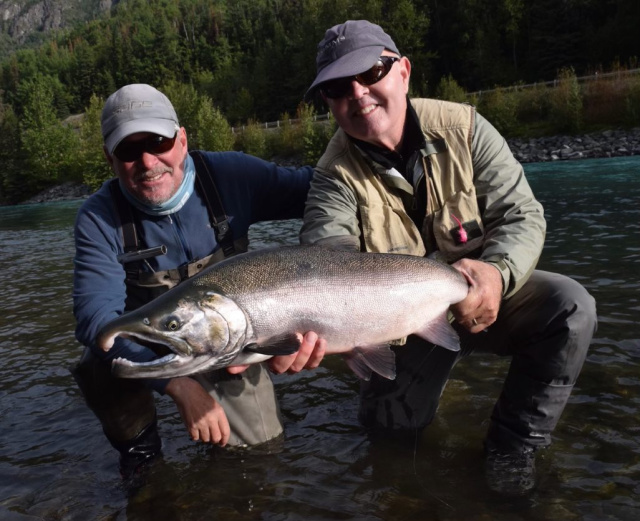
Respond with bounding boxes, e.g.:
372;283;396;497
193;247;460;348
97;246;469;379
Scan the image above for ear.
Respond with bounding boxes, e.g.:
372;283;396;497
178;127;188;151
104;146;115;168
399;57;412;94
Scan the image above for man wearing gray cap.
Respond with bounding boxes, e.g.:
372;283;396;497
72;84;325;478
300;20;597;495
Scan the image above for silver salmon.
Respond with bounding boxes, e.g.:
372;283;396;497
97;246;469;380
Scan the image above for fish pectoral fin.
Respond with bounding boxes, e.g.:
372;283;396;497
343;344;396;381
244;333;301;356
414;311;461;352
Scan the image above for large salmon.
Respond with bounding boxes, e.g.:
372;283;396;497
97;246;469;380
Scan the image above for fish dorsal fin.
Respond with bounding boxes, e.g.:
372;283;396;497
343;344;396;381
414;311;461;352
244;333;301;356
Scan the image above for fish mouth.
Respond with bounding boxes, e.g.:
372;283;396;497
112;352;193;378
118;331;192;357
110;333;239;379
111;351;231;379
108;331;204;378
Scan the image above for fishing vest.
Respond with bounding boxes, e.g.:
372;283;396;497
111;151;248;311
318;99;484;262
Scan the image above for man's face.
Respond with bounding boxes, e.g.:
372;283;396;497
324;53;411;151
106;128;188;206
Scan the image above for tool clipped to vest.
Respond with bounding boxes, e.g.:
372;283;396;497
110;180;165;282
117;245;168;264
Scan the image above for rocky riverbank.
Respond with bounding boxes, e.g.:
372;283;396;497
20;181;92;205
15;127;640;205
507;127;640;163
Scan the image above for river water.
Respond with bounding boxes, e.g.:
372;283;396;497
0;156;638;520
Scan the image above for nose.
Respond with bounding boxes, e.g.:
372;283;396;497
349;80;369;99
138;150;159;169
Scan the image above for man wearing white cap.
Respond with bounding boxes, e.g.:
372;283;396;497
72;84;325;478
301;20;597;495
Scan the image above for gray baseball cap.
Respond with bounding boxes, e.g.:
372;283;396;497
101;84;179;154
305;20;400;100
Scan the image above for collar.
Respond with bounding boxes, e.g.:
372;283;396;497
349;99;425;180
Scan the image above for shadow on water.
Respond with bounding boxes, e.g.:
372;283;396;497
0;156;639;520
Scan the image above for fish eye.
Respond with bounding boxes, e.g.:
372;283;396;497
165;318;181;331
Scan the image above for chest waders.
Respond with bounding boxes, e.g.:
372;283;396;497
71;152;283;477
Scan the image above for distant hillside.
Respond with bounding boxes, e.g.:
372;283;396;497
0;0;118;54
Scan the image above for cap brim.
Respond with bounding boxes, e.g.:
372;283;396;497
105;119;177;154
304;45;384;101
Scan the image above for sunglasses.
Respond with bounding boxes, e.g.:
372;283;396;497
113;132;178;162
320;56;400;99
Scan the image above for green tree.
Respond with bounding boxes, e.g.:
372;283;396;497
435;75;468;103
298;103;334;164
79;94;113;192
236;119;268;158
161;80;201;135
477;87;519;135
194;97;235;152
0;102;20;203
550;67;583;133
19;75;82;198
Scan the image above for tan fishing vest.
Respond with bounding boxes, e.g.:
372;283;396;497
318;99;484;262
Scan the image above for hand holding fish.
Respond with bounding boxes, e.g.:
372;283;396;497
269;331;327;374
450;258;503;332
165;376;230;446
227;332;327;375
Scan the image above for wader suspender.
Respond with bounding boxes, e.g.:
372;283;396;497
111;151;236;272
109;180;145;281
190;151;236;257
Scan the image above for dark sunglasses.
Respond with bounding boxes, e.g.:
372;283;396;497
320;56;400;99
113;132;178;162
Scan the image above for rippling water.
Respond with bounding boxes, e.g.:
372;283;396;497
0;156;638;520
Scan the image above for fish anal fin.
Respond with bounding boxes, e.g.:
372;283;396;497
414;311;461;352
244;333;301;356
343;344;396;381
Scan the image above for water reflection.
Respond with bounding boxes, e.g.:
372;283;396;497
0;157;639;520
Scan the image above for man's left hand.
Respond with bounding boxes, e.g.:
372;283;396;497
450;258;503;332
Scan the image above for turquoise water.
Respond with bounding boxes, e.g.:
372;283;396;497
0;156;638;520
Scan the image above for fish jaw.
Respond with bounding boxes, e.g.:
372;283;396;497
97;291;252;379
111;351;241;379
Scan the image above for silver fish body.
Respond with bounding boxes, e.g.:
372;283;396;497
97;246;469;380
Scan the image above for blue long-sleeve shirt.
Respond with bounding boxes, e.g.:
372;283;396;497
73;150;312;391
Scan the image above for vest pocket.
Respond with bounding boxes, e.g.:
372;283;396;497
430;187;484;262
359;202;426;256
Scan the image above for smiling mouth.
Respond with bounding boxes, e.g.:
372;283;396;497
354;103;379;117
137;172;165;183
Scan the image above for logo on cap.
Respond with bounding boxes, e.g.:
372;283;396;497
111;100;153;114
317;35;346;59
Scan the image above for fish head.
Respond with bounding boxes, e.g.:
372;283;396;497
96;288;251;378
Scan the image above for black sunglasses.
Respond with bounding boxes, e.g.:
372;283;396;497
320;56;400;99
113;132;178;162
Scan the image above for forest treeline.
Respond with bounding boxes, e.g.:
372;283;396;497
1;0;639;204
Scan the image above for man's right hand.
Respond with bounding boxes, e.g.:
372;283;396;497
165;376;230;446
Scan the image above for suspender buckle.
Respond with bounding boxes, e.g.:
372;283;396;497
214;219;230;239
